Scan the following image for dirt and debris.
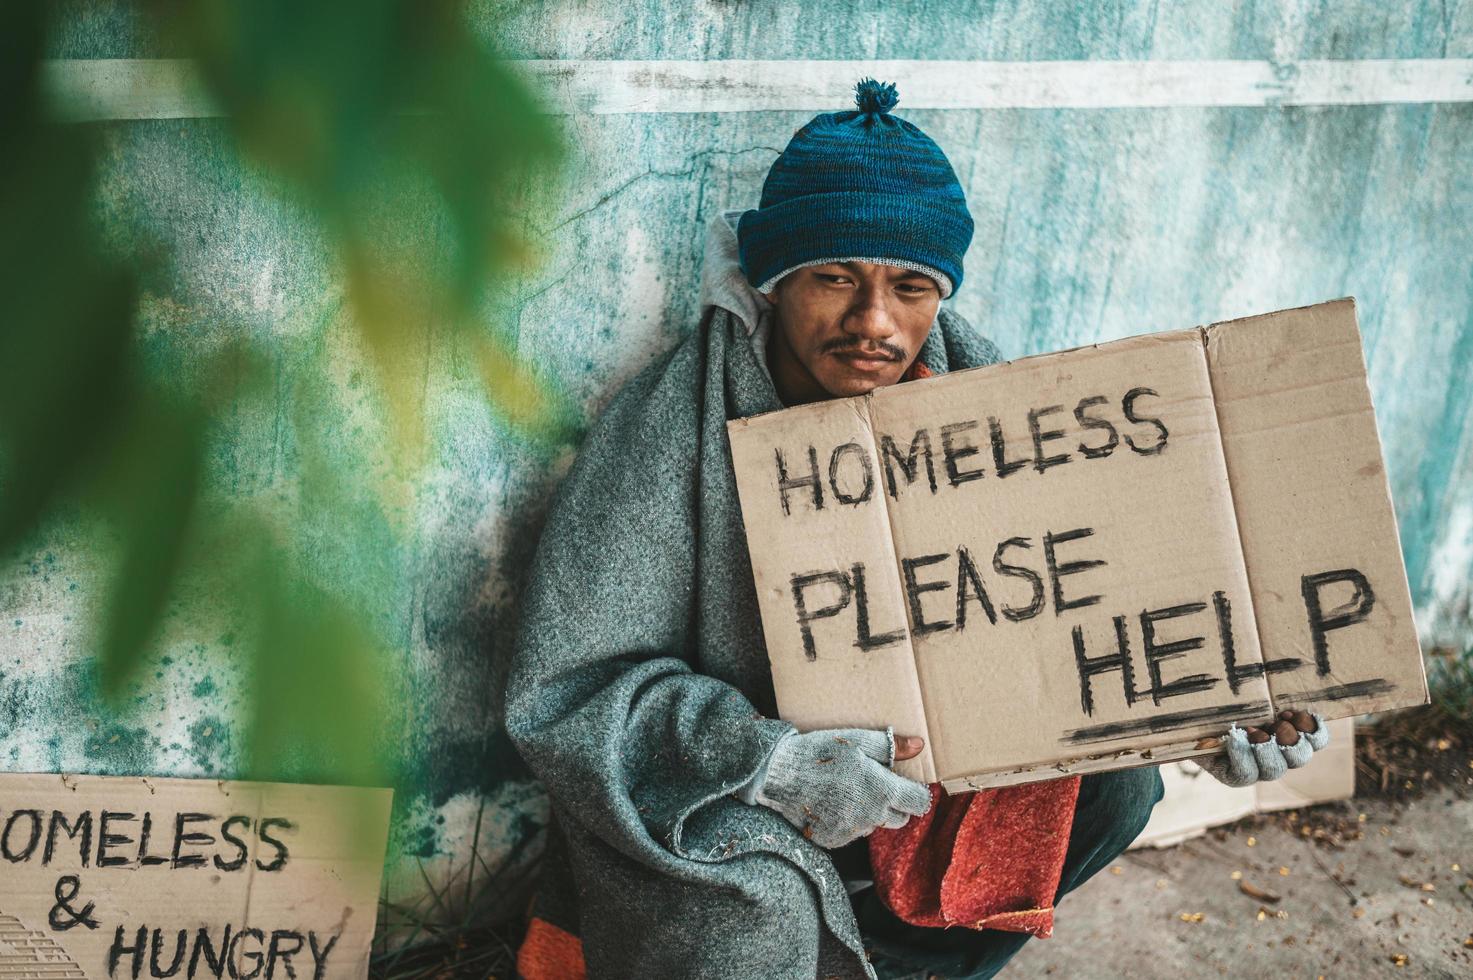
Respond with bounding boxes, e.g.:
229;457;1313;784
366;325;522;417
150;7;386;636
1015;697;1473;979
1356;681;1473;803
1238;880;1281;903
1014;782;1472;978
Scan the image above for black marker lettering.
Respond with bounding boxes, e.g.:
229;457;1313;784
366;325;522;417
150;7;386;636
266;930;305;980
1123;387;1169;455
97;811;135;868
826;441;874;505
790;569;852;661
215;815;252;872
1028;404;1072;473
902;553;953;636
137;812;169;867
940;420;985;485
254;818;293;873
1140;602;1218;704
1072;616;1139;716
1073;395;1119;459
853;562;906;652
44;810;92;867
188;925;233;979
150;928;187;978
954;546;998;629
880;429;937;498
774;446;823;514
1301;568;1376;676
230;927;265;980
1214;591;1300;694
109;925;147;980
1044;527;1105;615
993;537;1045;621
987;416;1029;478
1;809;42;863
172;812;215;870
308;932;340;980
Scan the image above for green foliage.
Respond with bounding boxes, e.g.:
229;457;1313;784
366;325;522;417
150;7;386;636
0;2;141;558
93;395;206;697
1;0;572;797
1428;646;1473;732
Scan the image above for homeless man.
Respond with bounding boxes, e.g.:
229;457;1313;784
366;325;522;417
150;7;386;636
505;79;1332;980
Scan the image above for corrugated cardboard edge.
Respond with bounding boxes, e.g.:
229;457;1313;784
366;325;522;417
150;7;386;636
942;735;1220;792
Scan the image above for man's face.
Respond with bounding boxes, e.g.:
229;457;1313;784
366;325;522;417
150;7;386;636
763;261;941;403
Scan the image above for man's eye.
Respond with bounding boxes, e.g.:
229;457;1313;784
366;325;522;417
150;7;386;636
817;274;850;284
897;284;928;295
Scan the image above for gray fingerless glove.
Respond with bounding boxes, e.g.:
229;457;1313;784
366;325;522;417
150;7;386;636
1200;713;1331;787
735;726;933;849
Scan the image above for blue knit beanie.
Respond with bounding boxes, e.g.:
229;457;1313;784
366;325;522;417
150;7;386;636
737;78;974;299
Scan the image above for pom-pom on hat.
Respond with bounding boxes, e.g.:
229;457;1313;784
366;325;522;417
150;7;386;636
737;78;974;299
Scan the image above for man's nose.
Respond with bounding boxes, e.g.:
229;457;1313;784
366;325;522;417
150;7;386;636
842;287;898;341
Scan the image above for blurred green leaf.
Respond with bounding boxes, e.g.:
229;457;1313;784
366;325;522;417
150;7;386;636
4;0;573;798
0;6;140;555
93;395;205;699
0;1;46;142
0;264;137;556
472;332;584;446
249;542;394;789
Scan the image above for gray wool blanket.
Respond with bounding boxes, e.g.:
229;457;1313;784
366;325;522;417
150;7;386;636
505;218;1002;979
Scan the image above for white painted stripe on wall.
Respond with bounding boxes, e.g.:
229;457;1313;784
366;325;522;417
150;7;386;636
44;59;220;121
43;58;1473;121
526;58;1473;113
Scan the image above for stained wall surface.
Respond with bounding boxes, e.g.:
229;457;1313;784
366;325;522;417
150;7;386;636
6;0;1471;912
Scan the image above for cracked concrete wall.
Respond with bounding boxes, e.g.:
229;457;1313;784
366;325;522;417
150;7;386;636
5;0;1471;920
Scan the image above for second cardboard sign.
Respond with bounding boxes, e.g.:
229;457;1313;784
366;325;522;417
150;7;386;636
726;298;1426;791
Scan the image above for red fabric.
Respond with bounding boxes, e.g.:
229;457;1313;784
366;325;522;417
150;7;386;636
869;778;1081;937
902;359;935;382
517;917;587;980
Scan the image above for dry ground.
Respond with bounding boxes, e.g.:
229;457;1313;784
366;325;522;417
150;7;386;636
1010;707;1473;980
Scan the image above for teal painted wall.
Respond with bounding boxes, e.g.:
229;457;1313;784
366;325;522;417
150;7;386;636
7;0;1471;916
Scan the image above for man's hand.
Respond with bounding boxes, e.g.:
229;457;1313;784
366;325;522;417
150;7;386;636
1200;710;1330;787
737;726;932;849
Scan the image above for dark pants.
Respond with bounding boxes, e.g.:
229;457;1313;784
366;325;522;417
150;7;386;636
845;766;1165;980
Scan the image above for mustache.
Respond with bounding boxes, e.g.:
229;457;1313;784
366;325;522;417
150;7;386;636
818;336;908;361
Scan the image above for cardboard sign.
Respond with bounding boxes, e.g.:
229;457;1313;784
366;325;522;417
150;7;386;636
0;773;391;979
727;298;1426;791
